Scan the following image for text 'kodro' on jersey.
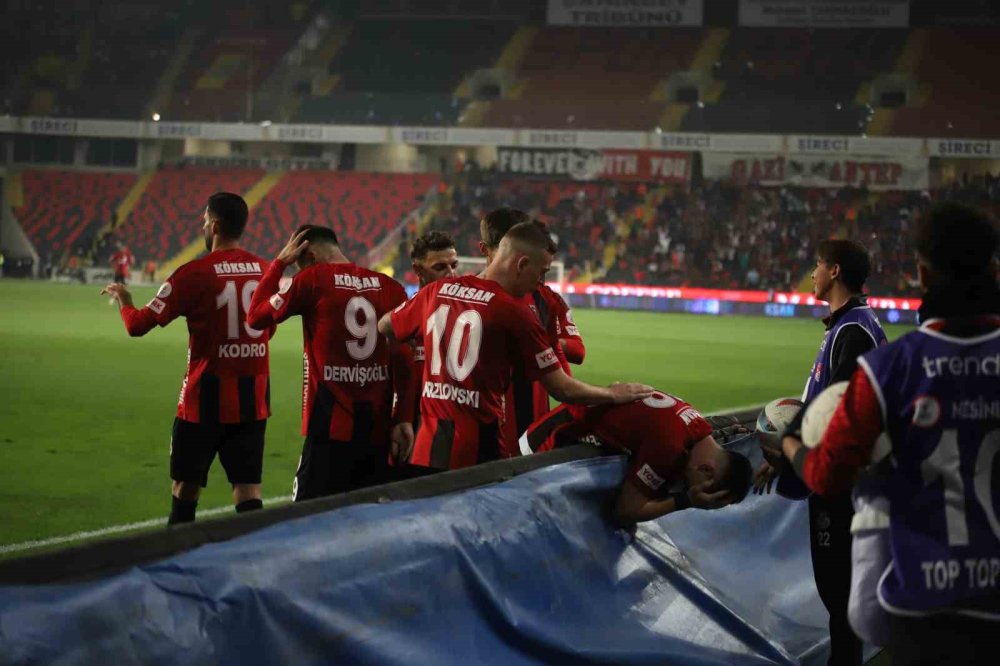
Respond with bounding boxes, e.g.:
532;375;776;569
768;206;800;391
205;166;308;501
247;260;408;446
119;248;273;424
389;275;561;470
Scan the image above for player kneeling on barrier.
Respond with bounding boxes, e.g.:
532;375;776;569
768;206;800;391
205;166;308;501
519;391;753;526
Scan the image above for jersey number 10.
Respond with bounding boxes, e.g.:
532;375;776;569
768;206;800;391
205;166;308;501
426;304;483;383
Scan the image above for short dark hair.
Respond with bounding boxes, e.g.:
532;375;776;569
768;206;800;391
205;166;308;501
816;239;871;293
502;220;555;255
207;192;249;239
481;207;530;248
914;202;997;282
718;450;752;505
411;230;455;261
295;224;339;246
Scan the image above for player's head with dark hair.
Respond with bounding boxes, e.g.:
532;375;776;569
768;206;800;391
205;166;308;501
479;207;531;261
488;220;555;298
913;202;998;289
203;192;249;251
813;239;871;299
411;230;458;287
716;450;753;505
293;224;342;269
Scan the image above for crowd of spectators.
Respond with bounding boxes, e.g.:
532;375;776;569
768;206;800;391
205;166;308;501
421;161;1000;299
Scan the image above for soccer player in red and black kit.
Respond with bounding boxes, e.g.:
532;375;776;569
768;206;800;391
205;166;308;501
102;192;272;525
247;226;408;500
378;221;652;471
520;391;752;525
478;208;587;455
110;242;135;285
390;230;459;473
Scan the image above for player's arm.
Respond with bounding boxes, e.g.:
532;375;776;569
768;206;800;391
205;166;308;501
247;230;311;330
553;297;586;364
102;275;187;337
511;303;652;404
613;479;731;526
379;285;429;344
781;366;883;497
829;324;877;383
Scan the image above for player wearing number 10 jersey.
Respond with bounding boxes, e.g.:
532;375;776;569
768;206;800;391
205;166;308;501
379;221;654;471
247;226;408;501
781;203;999;665
102;193;272;526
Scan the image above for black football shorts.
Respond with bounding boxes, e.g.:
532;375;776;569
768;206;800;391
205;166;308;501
170;418;266;487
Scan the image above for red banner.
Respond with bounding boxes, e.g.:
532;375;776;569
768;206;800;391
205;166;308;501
600;150;691;183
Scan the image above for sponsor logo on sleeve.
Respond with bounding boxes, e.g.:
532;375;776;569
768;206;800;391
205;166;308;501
566;309;575;324
269;294;285;310
147;298;166;314
156;282;172;298
637;464;666;491
535;348;558;369
278;277;293;294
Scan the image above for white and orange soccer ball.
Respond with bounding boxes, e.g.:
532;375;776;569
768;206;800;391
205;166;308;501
801;381;849;448
756;397;804;443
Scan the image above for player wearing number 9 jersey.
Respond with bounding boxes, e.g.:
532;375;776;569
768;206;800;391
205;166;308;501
379;221;655;471
781;203;999;665
247;225;409;501
102;192;272;526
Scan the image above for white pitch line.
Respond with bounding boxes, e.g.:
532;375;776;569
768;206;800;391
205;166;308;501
2;402;763;556
0;495;293;555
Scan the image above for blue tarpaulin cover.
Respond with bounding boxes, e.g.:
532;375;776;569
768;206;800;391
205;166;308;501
0;438;841;665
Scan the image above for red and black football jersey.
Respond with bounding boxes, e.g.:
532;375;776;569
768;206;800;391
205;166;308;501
120;248;272;424
521;392;713;498
248;260;407;447
390;275;560;470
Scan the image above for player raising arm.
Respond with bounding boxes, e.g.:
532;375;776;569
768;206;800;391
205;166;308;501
102;193;272;525
379;220;653;471
247;226;409;501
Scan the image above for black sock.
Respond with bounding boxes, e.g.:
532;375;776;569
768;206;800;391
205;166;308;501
235;498;263;513
168;496;197;526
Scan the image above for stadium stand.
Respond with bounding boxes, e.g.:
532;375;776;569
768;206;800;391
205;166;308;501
683;29;906;134
296;20;513;126
889;29;1000;138
482;27;702;130
121;167;264;262
241;171;438;261
167;4;312;122
13;169;136;262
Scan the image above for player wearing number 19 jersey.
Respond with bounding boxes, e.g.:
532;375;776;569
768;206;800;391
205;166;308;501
103;193;271;526
247;226;408;501
782;203;999;665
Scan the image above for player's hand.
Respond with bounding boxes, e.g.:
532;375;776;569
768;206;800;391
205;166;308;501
101;283;133;308
391;422;415;464
753;462;778;495
687;480;732;510
607;382;655;404
275;229;310;265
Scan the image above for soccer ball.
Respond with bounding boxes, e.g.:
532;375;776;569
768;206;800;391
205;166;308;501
801;381;849;448
755;397;804;441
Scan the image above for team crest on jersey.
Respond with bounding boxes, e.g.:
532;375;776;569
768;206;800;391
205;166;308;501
637;464;666;491
156;282;172;299
911;395;942;428
147;297;166;314
535;348;558;369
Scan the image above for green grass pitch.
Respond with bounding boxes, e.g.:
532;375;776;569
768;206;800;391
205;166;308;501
0;280;914;554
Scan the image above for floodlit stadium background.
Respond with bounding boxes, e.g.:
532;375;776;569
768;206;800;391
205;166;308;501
0;3;998;664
